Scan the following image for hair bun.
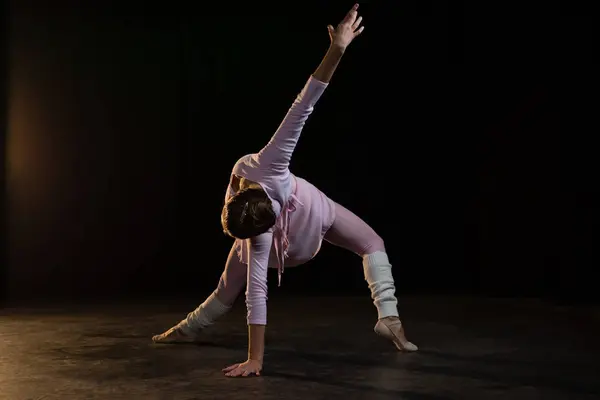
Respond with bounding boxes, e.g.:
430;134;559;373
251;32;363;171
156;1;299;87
221;187;276;239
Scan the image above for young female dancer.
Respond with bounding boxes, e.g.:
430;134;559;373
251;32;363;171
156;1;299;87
153;4;417;377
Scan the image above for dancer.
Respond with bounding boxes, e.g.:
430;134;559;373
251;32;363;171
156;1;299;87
153;4;417;377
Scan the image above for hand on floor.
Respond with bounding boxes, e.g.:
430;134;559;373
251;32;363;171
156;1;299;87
222;359;262;377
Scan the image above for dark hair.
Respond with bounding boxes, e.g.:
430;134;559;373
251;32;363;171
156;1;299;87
221;187;276;239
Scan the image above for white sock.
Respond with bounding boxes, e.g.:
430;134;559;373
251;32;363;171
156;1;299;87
363;251;399;319
179;292;231;334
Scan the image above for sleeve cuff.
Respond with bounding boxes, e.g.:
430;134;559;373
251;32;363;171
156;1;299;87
247;317;267;325
308;75;329;88
298;75;329;107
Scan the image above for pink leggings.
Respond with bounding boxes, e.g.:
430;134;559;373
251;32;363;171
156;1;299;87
215;202;386;306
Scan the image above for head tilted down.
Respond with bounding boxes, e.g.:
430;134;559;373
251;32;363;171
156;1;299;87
221;187;277;239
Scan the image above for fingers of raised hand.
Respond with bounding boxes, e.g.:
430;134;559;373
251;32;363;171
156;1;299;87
354;25;365;37
341;16;364;38
338;4;364;37
352;16;363;30
342;3;359;24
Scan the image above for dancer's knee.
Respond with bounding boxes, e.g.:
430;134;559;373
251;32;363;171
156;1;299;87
215;255;248;307
214;289;233;308
361;234;386;257
215;278;241;307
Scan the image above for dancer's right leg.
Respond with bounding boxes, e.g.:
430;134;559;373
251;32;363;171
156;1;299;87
152;243;248;343
324;202;417;352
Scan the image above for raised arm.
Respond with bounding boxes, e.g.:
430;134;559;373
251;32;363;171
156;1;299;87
255;4;365;175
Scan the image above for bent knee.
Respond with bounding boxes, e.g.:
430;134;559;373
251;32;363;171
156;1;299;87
360;234;386;257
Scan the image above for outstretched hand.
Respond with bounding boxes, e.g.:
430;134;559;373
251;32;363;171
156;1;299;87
328;4;365;49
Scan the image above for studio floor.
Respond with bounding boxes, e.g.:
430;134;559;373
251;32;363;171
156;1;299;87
1;295;599;400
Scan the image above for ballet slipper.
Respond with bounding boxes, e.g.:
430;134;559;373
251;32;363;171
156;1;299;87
152;324;200;344
374;317;418;352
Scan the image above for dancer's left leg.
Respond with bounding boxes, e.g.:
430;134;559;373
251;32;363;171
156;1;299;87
152;244;247;343
324;201;418;351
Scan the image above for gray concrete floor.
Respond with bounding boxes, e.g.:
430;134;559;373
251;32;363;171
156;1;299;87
1;296;599;400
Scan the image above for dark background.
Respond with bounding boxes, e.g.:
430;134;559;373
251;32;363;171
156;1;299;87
1;1;596;306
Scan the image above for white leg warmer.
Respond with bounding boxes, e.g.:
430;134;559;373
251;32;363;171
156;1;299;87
363;251;399;319
179;292;231;334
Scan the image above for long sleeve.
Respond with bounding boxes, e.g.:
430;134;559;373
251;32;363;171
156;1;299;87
245;231;273;325
255;76;328;175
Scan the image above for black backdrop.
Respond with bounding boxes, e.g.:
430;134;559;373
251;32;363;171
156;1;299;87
2;1;596;304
